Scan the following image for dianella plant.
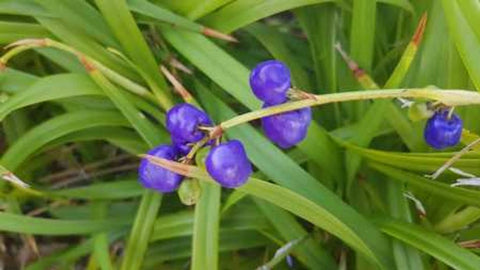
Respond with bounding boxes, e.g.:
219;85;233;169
1;0;480;270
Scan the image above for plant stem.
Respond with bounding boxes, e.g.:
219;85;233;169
0;39;159;107
218;88;480;132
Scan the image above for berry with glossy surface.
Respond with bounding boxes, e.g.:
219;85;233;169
424;110;463;149
249;60;291;105
262;104;312;149
206;140;252;188
138;145;183;193
166;103;212;143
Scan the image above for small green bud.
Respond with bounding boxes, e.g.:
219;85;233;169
177;178;201;206
408;102;434;122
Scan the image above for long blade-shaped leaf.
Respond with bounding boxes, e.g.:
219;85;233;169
376;218;480;270
191;182;221;270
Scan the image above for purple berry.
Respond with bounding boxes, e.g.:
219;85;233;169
249;60;291;105
262;104;312;149
424;110;463;149
171;135;192;156
205;140;252;188
166;103;212;143
138;145;183;193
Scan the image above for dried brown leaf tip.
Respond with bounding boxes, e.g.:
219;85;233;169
160;65;193;101
202;27;238;43
139;154;195;177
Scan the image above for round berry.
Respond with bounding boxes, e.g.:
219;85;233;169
205;140;252;188
138;145;184;193
424;110;463;149
166;103;212;143
262;104;312;149
249;60;291;105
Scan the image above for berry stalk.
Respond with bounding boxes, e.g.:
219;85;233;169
217;88;480;132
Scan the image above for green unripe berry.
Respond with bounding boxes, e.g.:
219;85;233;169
178;178;201;206
408;102;434;122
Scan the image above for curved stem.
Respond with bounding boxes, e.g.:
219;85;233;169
218;88;480;132
1;39;159;107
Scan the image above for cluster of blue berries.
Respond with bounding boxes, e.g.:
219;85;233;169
138;60;314;193
138;59;461;194
250;60;312;148
139;103;252;193
424;109;463;149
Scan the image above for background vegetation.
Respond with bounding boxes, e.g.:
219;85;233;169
1;0;480;269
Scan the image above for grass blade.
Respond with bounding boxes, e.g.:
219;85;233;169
191;182;221;270
202;0;334;33
94;0;173;109
350;0;376;70
377;218;480;270
1;111;129;171
0;212;129;235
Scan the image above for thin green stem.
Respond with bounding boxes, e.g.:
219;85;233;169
0;39;159;107
218;88;480;131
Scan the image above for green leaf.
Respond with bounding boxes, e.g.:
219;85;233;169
370;162;480;208
144;230;271;268
201;0;334;33
150;204;271;242
0;68;38;94
152;0;232;20
50;180;143;200
441;0;480;90
197;90;394;269
254;199;336;269
350;0;376;70
161;28;260;109
376;218;480;270
0;212;129;235
88;70;164;147
0;74;102;121
127;0;201;32
45;127;148;155
36;0;118;47
191;182;221;270
349;144;480;174
35;16;140;81
238;178;394;269
387;182;424;270
295;4;337;92
0;0;49;16
120;190;162;270
94;0;173;109
1;110;130;171
379;0;414;13
91;201;114;270
0;21;50;44
26;240;93;270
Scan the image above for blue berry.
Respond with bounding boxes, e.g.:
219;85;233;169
138;144;183;193
205;140;252;188
262;104;312;149
424;110;463;149
166;103;212;143
249;60;291;105
171;135;192;156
